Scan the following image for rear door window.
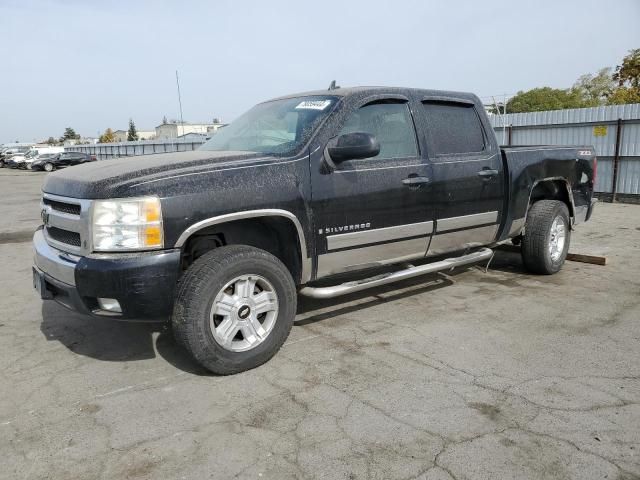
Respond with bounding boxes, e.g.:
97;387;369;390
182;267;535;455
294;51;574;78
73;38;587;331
422;101;485;156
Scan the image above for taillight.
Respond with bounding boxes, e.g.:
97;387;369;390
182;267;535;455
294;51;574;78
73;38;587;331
592;157;597;186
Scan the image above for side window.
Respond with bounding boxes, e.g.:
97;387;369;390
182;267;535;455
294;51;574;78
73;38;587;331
422;101;485;155
339;102;417;160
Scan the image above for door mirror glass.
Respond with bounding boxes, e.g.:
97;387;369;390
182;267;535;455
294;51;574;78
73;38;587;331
327;132;380;162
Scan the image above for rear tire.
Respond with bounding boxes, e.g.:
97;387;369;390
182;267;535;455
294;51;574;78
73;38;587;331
521;200;571;275
43;163;54;172
172;245;296;375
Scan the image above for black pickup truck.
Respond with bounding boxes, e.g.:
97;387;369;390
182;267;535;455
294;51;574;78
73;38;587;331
33;86;597;374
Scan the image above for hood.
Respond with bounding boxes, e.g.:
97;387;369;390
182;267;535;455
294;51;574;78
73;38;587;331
42;150;271;199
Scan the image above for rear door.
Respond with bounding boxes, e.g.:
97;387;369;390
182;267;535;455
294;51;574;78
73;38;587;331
310;94;435;278
419;98;504;255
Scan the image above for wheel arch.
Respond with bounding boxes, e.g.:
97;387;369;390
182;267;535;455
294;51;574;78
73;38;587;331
175;209;311;284
526;177;576;223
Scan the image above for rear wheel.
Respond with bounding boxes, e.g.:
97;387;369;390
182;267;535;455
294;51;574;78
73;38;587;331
172;245;296;374
521;200;571;275
43;163;54;172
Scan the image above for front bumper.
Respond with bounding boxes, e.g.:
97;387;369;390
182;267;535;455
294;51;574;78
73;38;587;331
33;228;181;321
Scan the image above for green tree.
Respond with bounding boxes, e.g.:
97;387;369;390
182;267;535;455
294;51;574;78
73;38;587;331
60;127;81;143
506;87;588;113
46;136;58;145
572;68;616;106
613;48;640;89
127;118;139;141
608;49;640;105
607;87;640;105
99;128;116;143
162;115;168;125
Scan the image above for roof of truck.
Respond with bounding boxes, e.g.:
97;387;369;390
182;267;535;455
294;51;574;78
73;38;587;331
268;86;479;103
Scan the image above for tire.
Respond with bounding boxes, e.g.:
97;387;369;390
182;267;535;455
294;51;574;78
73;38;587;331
43;163;54;172
521;200;571;275
172;245;297;375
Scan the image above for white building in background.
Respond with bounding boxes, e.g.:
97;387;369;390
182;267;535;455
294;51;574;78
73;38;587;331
113;130;156;142
155;121;226;140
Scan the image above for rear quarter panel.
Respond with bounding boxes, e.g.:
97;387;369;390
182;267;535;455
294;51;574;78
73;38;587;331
499;146;596;241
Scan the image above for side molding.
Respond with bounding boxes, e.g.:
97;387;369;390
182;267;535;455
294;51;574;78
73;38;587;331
174;209;311;283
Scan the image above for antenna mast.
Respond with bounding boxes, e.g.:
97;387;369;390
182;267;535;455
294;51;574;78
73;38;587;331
176;70;185;138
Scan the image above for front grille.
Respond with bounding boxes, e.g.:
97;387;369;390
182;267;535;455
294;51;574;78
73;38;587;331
46;227;81;247
43;198;81;216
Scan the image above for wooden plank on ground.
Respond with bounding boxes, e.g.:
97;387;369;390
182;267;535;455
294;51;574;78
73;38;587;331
496;244;607;266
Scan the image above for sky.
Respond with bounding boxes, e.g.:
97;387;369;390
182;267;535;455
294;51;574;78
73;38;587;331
0;0;638;144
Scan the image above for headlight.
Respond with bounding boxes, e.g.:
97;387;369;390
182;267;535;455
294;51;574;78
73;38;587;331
92;197;163;251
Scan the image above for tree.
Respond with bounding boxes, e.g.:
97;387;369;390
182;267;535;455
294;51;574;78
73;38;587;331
127;118;139;141
572;68;616;106
607;49;640;105
46;136;58;145
613;48;640;89
99;128;115;143
162;115;168;125
607;87;640;105
60;127;81;143
506;87;588;113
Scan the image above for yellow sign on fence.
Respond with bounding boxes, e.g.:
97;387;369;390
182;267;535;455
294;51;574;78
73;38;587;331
593;125;608;137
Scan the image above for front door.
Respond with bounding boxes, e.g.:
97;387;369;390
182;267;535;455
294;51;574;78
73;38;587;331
310;95;435;279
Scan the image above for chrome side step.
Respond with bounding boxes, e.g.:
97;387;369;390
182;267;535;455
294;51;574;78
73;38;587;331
299;248;493;299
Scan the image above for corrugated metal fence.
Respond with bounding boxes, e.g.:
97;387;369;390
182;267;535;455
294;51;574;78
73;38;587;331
490;104;640;199
66;138;206;160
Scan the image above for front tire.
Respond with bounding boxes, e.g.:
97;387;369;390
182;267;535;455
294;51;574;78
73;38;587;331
172;245;297;374
521;200;571;275
43;163;54;172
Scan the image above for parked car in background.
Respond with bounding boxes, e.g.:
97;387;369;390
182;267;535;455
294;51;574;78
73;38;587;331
0;146;31;167
16;146;65;169
24;152;57;170
30;151;96;171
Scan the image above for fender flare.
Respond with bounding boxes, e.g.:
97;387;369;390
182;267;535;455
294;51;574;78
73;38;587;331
174;209;312;283
523;177;576;228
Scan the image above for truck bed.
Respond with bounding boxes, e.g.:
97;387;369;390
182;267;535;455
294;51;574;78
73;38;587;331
497;145;597;242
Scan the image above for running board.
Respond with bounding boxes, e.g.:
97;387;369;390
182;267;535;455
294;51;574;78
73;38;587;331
299;248;493;299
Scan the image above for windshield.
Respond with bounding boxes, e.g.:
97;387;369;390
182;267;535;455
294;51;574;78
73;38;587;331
26;151;37;158
200;95;338;156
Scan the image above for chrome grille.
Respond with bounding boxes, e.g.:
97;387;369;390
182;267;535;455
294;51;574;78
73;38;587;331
43;198;81;215
46;226;81;247
41;193;93;255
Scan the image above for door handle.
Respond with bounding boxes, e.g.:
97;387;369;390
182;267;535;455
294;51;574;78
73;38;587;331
402;176;430;186
477;169;499;178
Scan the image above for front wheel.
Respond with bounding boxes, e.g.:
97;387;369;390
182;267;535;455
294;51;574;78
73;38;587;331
521;200;571;275
43;163;54;172
172;245;297;374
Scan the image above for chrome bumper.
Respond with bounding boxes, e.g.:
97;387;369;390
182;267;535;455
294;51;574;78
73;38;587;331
33;228;78;286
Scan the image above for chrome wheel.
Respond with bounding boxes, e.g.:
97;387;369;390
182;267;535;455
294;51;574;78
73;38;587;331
43;163;53;172
549;216;566;262
209;274;279;352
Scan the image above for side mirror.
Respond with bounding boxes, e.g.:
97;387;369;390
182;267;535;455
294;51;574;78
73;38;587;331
327;132;380;162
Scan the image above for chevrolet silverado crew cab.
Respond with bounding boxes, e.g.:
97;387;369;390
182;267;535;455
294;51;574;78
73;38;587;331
33;86;597;374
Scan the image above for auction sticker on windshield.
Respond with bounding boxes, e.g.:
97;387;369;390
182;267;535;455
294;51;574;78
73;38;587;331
295;100;332;110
